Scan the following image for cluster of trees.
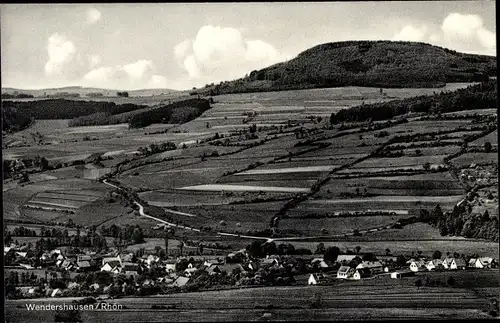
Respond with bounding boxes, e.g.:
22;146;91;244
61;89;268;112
192;41;496;96
7;226;37;237
137;142;177;156
116;91;129;97
1;92;34;99
430;203;499;242
99;224;146;245
128;99;211;128
245;241;312;258
330;80;497;123
2;99;148;132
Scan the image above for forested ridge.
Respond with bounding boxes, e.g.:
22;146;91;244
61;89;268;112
191;41;496;96
2;98;212;132
330;80;497;123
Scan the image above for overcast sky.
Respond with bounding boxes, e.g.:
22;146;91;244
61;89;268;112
1;2;496;91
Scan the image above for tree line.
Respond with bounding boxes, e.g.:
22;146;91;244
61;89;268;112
329;80;497;124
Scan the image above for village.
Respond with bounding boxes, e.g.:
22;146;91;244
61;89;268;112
4;229;497;300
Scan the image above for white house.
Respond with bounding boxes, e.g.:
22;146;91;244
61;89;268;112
426;259;443;271
308;273;321;285
352;268;371;280
171;276;190;287
337;266;356;279
356;261;383;275
409;259;426;272
469;257;494;268
390;271;415;279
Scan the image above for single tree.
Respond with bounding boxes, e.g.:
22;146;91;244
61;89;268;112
484;142;492;153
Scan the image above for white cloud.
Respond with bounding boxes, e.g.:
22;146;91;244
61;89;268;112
392;25;428;42
82;59;169;89
86;8;102;25
44;33;76;76
174;39;192;60
440;13;496;53
477;28;496;49
174;25;290;84
442;13;483;39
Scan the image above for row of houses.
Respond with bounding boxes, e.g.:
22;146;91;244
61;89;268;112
408;257;495;272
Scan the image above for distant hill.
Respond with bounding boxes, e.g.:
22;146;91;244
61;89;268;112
1;86;178;98
191;41;497;96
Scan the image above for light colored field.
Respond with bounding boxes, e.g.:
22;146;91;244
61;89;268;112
355;155;448;168
470;130;498;147
450;153;498;168
178;184;310;193
237;165;336;175
338;164;446;174
64;124;129;134
307;195;464;204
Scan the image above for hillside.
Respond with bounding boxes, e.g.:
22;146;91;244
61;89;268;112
191;41;497;96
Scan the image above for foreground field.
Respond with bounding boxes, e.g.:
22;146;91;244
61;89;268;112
6;269;498;322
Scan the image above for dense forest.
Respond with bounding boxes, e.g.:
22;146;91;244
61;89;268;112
330;80;497;123
423;203;499;242
2;99;147;132
191;41;497;96
66;98;211;128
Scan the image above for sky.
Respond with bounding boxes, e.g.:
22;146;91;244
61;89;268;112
1;2;496;91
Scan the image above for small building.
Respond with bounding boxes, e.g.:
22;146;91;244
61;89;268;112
51;288;63;297
101;260;121;272
311;258;329;269
336;255;358;264
337;266;356;279
164;260;176;272
308;273;324;285
76;261;92;272
469;257;495;269
390;271;415;279
352;268;371;280
356;261;384;275
426;259;444;271
171;276;190;287
83;163;112;180
205;264;222;276
408;259;426;272
122;263;140;276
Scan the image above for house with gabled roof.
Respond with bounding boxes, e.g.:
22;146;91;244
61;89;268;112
408;259;426;272
426;259;444;271
171;276;189;287
469;257;495;269
308;273;327;285
337;266;356;279
311;258;329;269
356;261;384;275
352;268;372;280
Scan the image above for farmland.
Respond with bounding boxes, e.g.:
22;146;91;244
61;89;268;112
6;269;499;322
3;82;498;293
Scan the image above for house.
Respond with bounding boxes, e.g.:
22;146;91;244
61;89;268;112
142;279;155;287
356;261;384;275
469;257;495;269
4;247;14;256
102;256;121;266
336;255;358;264
203;258;223;267
67;282;80;290
60;259;75;271
184;267;198;277
219;263;246;275
426;259;444;271
83;163;112;180
261;258;279;268
157;277;174;284
19;263;35;270
311;258;329;269
390;271;415;279
171;276;190;287
15;251;28;259
337;266;356;279
101;260;121;272
308;273;325;285
17;286;36;296
122;263;140;276
205;264;222;276
454;259;466;270
164;259;176;272
76;261;92;272
77;255;92;262
442;258;457;270
352;268;372;280
51;288;63;297
408;259;426;272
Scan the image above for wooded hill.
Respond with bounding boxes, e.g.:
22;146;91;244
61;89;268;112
191;41;497;96
2;98;212;132
330;79;498;123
